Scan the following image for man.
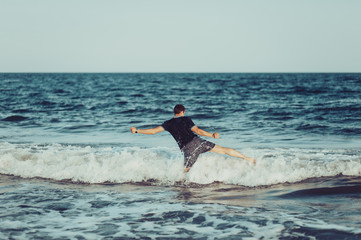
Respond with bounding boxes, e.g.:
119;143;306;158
130;104;255;172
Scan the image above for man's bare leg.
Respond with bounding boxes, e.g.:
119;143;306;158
184;145;255;172
210;145;256;164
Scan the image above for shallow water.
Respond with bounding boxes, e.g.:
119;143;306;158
1;175;360;239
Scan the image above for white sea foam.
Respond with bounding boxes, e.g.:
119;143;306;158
0;142;360;186
1;177;359;240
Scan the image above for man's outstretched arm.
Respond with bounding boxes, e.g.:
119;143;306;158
130;126;164;135
191;126;219;139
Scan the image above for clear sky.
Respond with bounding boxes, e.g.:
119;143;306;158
1;0;360;72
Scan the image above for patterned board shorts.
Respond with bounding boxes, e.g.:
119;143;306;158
181;137;215;168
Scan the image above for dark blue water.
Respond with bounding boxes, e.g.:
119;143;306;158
1;73;360;146
1;73;361;239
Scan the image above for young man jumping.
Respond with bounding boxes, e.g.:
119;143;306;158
130;104;255;172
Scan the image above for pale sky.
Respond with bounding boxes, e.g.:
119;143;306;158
0;0;360;72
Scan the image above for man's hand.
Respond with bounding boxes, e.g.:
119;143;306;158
213;132;220;139
130;127;137;134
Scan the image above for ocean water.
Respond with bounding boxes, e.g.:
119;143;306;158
0;73;361;239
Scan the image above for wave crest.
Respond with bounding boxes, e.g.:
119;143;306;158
0;143;360;186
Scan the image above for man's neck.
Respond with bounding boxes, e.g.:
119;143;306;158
174;113;184;118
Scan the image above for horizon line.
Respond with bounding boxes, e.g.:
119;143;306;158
1;71;361;74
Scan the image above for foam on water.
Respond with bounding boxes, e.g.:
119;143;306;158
1;180;359;239
1;142;360;186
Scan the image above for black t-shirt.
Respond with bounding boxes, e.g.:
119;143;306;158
161;116;197;149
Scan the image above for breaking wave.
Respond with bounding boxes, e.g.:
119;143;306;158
0;142;360;186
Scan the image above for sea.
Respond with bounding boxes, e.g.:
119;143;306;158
0;73;360;240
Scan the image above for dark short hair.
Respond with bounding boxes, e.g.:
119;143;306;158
174;104;185;114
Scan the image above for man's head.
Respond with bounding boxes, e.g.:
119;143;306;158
174;104;185;115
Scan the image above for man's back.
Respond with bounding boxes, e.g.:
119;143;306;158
161;116;196;149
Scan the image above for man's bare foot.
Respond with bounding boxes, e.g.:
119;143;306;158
249;157;256;164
